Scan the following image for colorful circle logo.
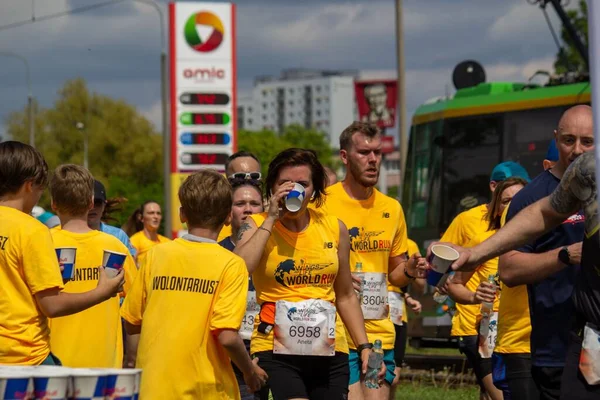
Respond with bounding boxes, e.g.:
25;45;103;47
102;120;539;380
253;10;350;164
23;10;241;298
184;11;224;53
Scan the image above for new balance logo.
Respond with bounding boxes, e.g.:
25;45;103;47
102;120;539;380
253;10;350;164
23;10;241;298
382;212;390;218
323;242;334;249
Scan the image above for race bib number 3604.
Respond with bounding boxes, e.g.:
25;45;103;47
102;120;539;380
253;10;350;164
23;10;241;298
239;290;259;341
273;299;336;356
362;272;389;320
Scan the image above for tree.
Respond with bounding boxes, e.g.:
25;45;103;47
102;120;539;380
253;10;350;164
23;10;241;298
554;0;588;74
237;124;337;178
6;78;164;225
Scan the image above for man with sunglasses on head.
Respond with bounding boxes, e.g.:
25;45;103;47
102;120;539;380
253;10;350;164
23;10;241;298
219;151;263;242
226;151;262;181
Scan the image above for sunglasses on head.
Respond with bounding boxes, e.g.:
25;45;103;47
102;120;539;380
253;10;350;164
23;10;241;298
229;172;262;180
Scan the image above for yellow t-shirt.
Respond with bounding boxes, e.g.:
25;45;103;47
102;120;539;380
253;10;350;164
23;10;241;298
495;205;531;354
129;231;170;267
440;204;489;246
319;182;408;350
450;230;500;337
121;238;248;400
0;206;65;365
249;210;349;354
217;224;232;242
388;239;420;323
48;229;137;368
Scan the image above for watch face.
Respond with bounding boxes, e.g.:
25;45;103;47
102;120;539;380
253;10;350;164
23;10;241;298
559;248;570;264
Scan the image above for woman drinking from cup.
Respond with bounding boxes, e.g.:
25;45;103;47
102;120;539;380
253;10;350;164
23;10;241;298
235;148;378;400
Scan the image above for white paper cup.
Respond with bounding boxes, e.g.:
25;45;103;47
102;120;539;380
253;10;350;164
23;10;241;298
30;368;70;400
100;369;140;400
70;369;108;400
285;183;306;213
102;250;127;279
0;369;33;400
427;244;460;287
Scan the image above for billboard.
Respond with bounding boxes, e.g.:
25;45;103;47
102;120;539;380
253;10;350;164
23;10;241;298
355;80;397;129
169;2;236;237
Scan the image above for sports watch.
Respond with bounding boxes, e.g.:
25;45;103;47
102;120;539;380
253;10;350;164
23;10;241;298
558;246;572;266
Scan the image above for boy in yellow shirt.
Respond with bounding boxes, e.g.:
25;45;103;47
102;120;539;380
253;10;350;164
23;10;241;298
48;164;137;368
121;170;267;399
0;141;124;366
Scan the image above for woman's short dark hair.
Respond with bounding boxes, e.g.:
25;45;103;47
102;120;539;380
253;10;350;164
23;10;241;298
265;148;327;208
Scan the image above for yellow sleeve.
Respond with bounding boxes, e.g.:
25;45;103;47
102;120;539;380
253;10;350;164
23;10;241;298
24;226;64;295
440;213;466;245
500;203;510;228
407;239;420;257
210;257;249;332
120;252;150;325
390;204;409;257
122;254;138;296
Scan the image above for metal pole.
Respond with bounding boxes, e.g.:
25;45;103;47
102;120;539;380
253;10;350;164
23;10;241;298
395;0;407;193
0;51;34;146
135;0;171;238
588;2;600;227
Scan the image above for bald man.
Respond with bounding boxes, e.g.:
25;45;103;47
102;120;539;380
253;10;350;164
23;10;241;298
455;105;594;400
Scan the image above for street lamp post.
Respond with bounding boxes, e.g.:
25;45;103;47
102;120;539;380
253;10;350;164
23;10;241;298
134;0;171;238
0;51;34;147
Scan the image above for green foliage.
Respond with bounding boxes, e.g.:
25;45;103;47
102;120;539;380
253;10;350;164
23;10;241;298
237;124;336;178
5;78;164;212
554;0;588;74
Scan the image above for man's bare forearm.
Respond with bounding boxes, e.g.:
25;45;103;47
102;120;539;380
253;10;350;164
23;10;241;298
499;249;566;287
472;197;567;265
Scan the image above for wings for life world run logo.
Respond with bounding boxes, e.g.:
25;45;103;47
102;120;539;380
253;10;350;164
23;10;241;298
184;11;224;52
348;226;390;253
274;259;335;288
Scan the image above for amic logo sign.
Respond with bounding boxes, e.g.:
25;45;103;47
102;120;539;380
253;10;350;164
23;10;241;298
184;11;224;52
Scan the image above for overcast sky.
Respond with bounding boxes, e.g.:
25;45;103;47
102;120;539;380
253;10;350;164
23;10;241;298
0;0;568;138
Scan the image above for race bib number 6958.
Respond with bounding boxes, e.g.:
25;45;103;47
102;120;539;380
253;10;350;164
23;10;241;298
273;299;336;356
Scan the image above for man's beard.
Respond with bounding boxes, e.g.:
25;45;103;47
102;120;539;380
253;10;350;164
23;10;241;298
349;160;379;188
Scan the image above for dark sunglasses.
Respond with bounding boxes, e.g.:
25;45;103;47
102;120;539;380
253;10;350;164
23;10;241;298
229;172;261;180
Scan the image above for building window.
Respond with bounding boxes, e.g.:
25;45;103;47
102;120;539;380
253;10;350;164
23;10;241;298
316;98;322;105
262;103;267;109
289;88;294;94
262;115;267;121
316;86;321;92
248;107;253;113
316;110;321;117
289;112;294;118
248;118;253;125
289;100;294;106
262;90;267;97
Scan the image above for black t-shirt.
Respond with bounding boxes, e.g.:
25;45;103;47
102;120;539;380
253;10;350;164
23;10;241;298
506;170;583;367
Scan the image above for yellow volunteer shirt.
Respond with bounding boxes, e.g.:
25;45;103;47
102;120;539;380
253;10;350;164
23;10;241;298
388;239;420;323
440;204;489;246
495;205;531;354
451;230;500;337
48;229;137;368
320;182;408;350
218;224;232;242
250;210;349;354
0;206;64;365
129;231;170;267
121;238;248;400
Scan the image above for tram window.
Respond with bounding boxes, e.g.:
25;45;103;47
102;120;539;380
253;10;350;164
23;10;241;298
503;106;573;176
405;121;443;229
441;116;502;228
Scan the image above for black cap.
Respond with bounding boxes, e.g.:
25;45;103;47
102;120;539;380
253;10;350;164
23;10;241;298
94;180;107;202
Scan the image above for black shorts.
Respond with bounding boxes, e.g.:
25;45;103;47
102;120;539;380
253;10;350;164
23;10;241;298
254;351;349;400
393;323;408;366
560;326;600;400
456;335;491;391
531;366;562;400
493;352;539;400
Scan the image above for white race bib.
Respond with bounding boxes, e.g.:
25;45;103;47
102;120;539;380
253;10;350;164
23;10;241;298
239;290;259;341
388;291;403;326
273;299;336;356
361;272;389;320
478;311;498;358
580;323;600;385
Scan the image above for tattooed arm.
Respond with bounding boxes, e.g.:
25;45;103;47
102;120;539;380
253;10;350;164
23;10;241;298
444;154;594;272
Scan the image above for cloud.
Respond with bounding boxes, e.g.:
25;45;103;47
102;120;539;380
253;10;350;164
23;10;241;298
140;100;162;131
